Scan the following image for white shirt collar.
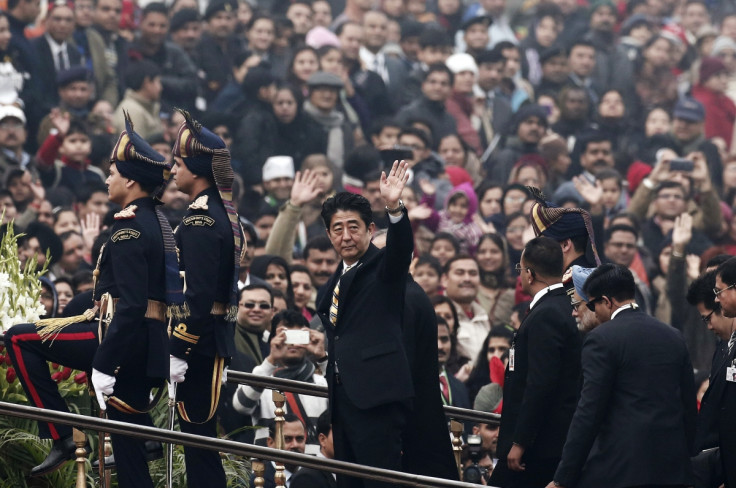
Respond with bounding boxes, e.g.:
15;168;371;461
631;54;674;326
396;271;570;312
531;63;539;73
45;33;67;52
315;451;337;479
529;283;564;310
340;261;358;275
611;302;638;320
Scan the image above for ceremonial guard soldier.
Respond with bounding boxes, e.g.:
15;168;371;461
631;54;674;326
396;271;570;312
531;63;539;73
5;114;180;488
168;110;242;487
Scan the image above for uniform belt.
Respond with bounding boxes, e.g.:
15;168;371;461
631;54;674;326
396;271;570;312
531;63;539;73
210;302;227;316
97;298;167;322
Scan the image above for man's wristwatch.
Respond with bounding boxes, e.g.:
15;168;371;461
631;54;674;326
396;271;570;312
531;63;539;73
385;199;405;214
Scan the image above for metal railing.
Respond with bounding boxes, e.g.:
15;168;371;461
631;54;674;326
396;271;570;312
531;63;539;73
0;401;490;488
227;370;501;425
0;334;500;426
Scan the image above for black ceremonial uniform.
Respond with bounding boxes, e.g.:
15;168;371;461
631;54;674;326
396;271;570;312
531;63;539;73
6;197;169;488
171;186;235;488
169;109;242;487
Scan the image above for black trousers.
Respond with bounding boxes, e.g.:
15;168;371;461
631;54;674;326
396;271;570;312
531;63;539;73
176;352;227;488
5;321;157;488
332;382;407;488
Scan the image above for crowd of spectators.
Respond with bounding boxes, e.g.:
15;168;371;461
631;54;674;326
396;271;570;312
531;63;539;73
3;0;736;481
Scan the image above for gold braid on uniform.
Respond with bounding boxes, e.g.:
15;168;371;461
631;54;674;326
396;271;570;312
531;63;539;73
35;243;108;343
35;308;98;343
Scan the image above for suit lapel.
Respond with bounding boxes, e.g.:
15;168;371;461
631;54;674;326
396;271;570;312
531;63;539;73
335;244;380;311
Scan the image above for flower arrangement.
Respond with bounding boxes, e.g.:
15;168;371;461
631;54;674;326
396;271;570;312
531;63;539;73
0;220;48;332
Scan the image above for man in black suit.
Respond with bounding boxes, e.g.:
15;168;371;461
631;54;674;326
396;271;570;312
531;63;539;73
548;263;697;488
250;414;308;488
687;270;735;488
371;234;458;480
290;410;338;488
490;236;582;488
316;161;412;488
713;258;736;488
32;1;83;111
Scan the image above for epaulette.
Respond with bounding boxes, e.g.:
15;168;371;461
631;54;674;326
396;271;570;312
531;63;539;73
114;205;138;220
562;266;573;285
188;195;209;211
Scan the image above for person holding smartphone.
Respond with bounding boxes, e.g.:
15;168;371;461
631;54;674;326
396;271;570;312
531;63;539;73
232;310;328;446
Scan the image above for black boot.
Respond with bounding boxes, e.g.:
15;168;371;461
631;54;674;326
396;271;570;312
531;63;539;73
92;440;164;470
31;436;88;477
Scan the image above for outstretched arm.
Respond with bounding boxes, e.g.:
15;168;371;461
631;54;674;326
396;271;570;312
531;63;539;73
380;161;413;282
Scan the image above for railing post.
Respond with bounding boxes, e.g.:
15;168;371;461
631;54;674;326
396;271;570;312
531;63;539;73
450;420;464;481
73;428;87;488
252;459;266;488
104;430;113;485
273;390;287;488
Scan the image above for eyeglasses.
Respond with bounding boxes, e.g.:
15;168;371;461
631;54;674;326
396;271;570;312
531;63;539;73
714;283;736;297
701;309;715;326
241;302;272;310
586;296;606;312
514;264;531;273
571;299;584;311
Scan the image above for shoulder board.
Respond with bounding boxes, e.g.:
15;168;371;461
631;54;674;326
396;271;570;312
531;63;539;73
188;195;209;211
183;215;215;227
562;267;573;285
114;205;138;220
111;228;141;242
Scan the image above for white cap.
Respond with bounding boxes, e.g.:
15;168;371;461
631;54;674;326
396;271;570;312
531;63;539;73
262;156;295;181
446;53;478;76
0;105;26;124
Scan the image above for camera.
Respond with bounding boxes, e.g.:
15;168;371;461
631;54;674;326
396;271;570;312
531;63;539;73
669;158;694;172
462;435;489;484
284;329;310;345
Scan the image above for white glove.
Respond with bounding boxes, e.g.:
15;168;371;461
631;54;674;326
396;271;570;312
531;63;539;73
222;366;228;385
91;369;116;411
170;355;188;384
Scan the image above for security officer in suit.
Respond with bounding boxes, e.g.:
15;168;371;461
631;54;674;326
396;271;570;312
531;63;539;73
713;258;736;488
686;270;735;488
490;236;582;488
290;410;338;488
168;110;242;487
316;161;413;488
402;279;460;480
5;113;175;488
549;263;696;488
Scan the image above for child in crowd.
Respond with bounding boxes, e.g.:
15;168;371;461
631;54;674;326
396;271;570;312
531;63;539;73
429;232;460;268
417;180;484;254
411;253;443;297
36;110;103;196
596;168;627;220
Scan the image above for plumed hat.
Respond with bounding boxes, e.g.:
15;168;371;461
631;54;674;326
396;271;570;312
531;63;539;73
173;109;242;319
111;111;168;188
